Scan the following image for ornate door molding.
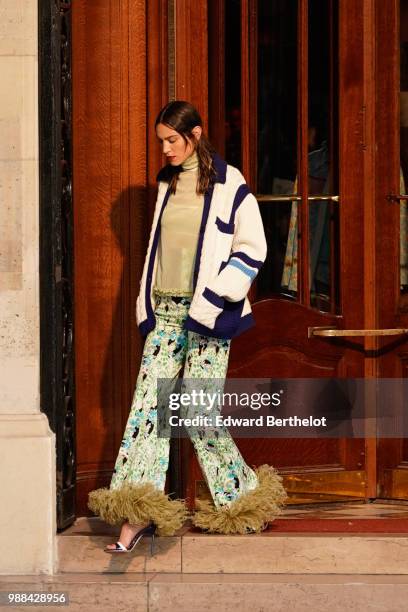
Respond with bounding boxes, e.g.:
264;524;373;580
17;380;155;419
39;0;75;530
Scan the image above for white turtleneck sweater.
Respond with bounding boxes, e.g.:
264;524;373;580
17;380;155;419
154;151;204;296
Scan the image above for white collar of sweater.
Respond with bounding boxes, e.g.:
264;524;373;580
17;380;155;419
181;150;199;171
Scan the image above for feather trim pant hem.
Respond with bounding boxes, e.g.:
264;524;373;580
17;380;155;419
87;481;188;537
191;464;288;534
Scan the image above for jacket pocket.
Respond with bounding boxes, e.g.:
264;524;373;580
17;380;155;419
215;216;235;234
214;297;245;337
189;286;224;330
203;286;245;336
202;287;225;309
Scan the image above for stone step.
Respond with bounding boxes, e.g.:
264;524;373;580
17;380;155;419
57;520;408;575
1;573;408;611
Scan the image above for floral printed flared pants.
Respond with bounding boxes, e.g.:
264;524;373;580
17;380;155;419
109;294;258;508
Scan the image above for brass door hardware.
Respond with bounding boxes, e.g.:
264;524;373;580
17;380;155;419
386;194;408;202
308;326;408;338
257;194;339;203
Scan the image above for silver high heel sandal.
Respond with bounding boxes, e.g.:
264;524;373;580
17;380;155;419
104;523;157;555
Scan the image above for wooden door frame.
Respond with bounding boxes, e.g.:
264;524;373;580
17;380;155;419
362;0;378;498
39;0;76;530
375;0;408;499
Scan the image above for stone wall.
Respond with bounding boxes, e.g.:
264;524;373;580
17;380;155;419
0;0;56;574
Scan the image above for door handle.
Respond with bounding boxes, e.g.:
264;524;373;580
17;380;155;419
257;195;339;202
386;194;408;202
308;326;408;338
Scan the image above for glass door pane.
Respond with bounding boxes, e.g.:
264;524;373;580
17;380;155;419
308;0;339;313
256;0;299;300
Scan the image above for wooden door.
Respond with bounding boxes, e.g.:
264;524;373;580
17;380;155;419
376;0;408;500
188;0;371;505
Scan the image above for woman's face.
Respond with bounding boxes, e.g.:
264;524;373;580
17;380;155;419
156;123;200;166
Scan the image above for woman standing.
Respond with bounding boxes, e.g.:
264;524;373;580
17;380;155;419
88;101;287;553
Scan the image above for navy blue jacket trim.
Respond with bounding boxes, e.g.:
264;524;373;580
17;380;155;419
215;216;235;234
203;287;225;309
212;153;227;184
184;312;255;340
139;318;155;337
230;251;263;270
193;184;214;290
144;187;172;330
230;184;250;221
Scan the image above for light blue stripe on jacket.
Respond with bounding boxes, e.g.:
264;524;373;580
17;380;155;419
228;258;258;280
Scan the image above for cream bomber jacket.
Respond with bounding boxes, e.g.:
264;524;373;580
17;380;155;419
135;154;267;340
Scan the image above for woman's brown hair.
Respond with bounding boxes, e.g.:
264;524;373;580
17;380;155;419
155;101;216;194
